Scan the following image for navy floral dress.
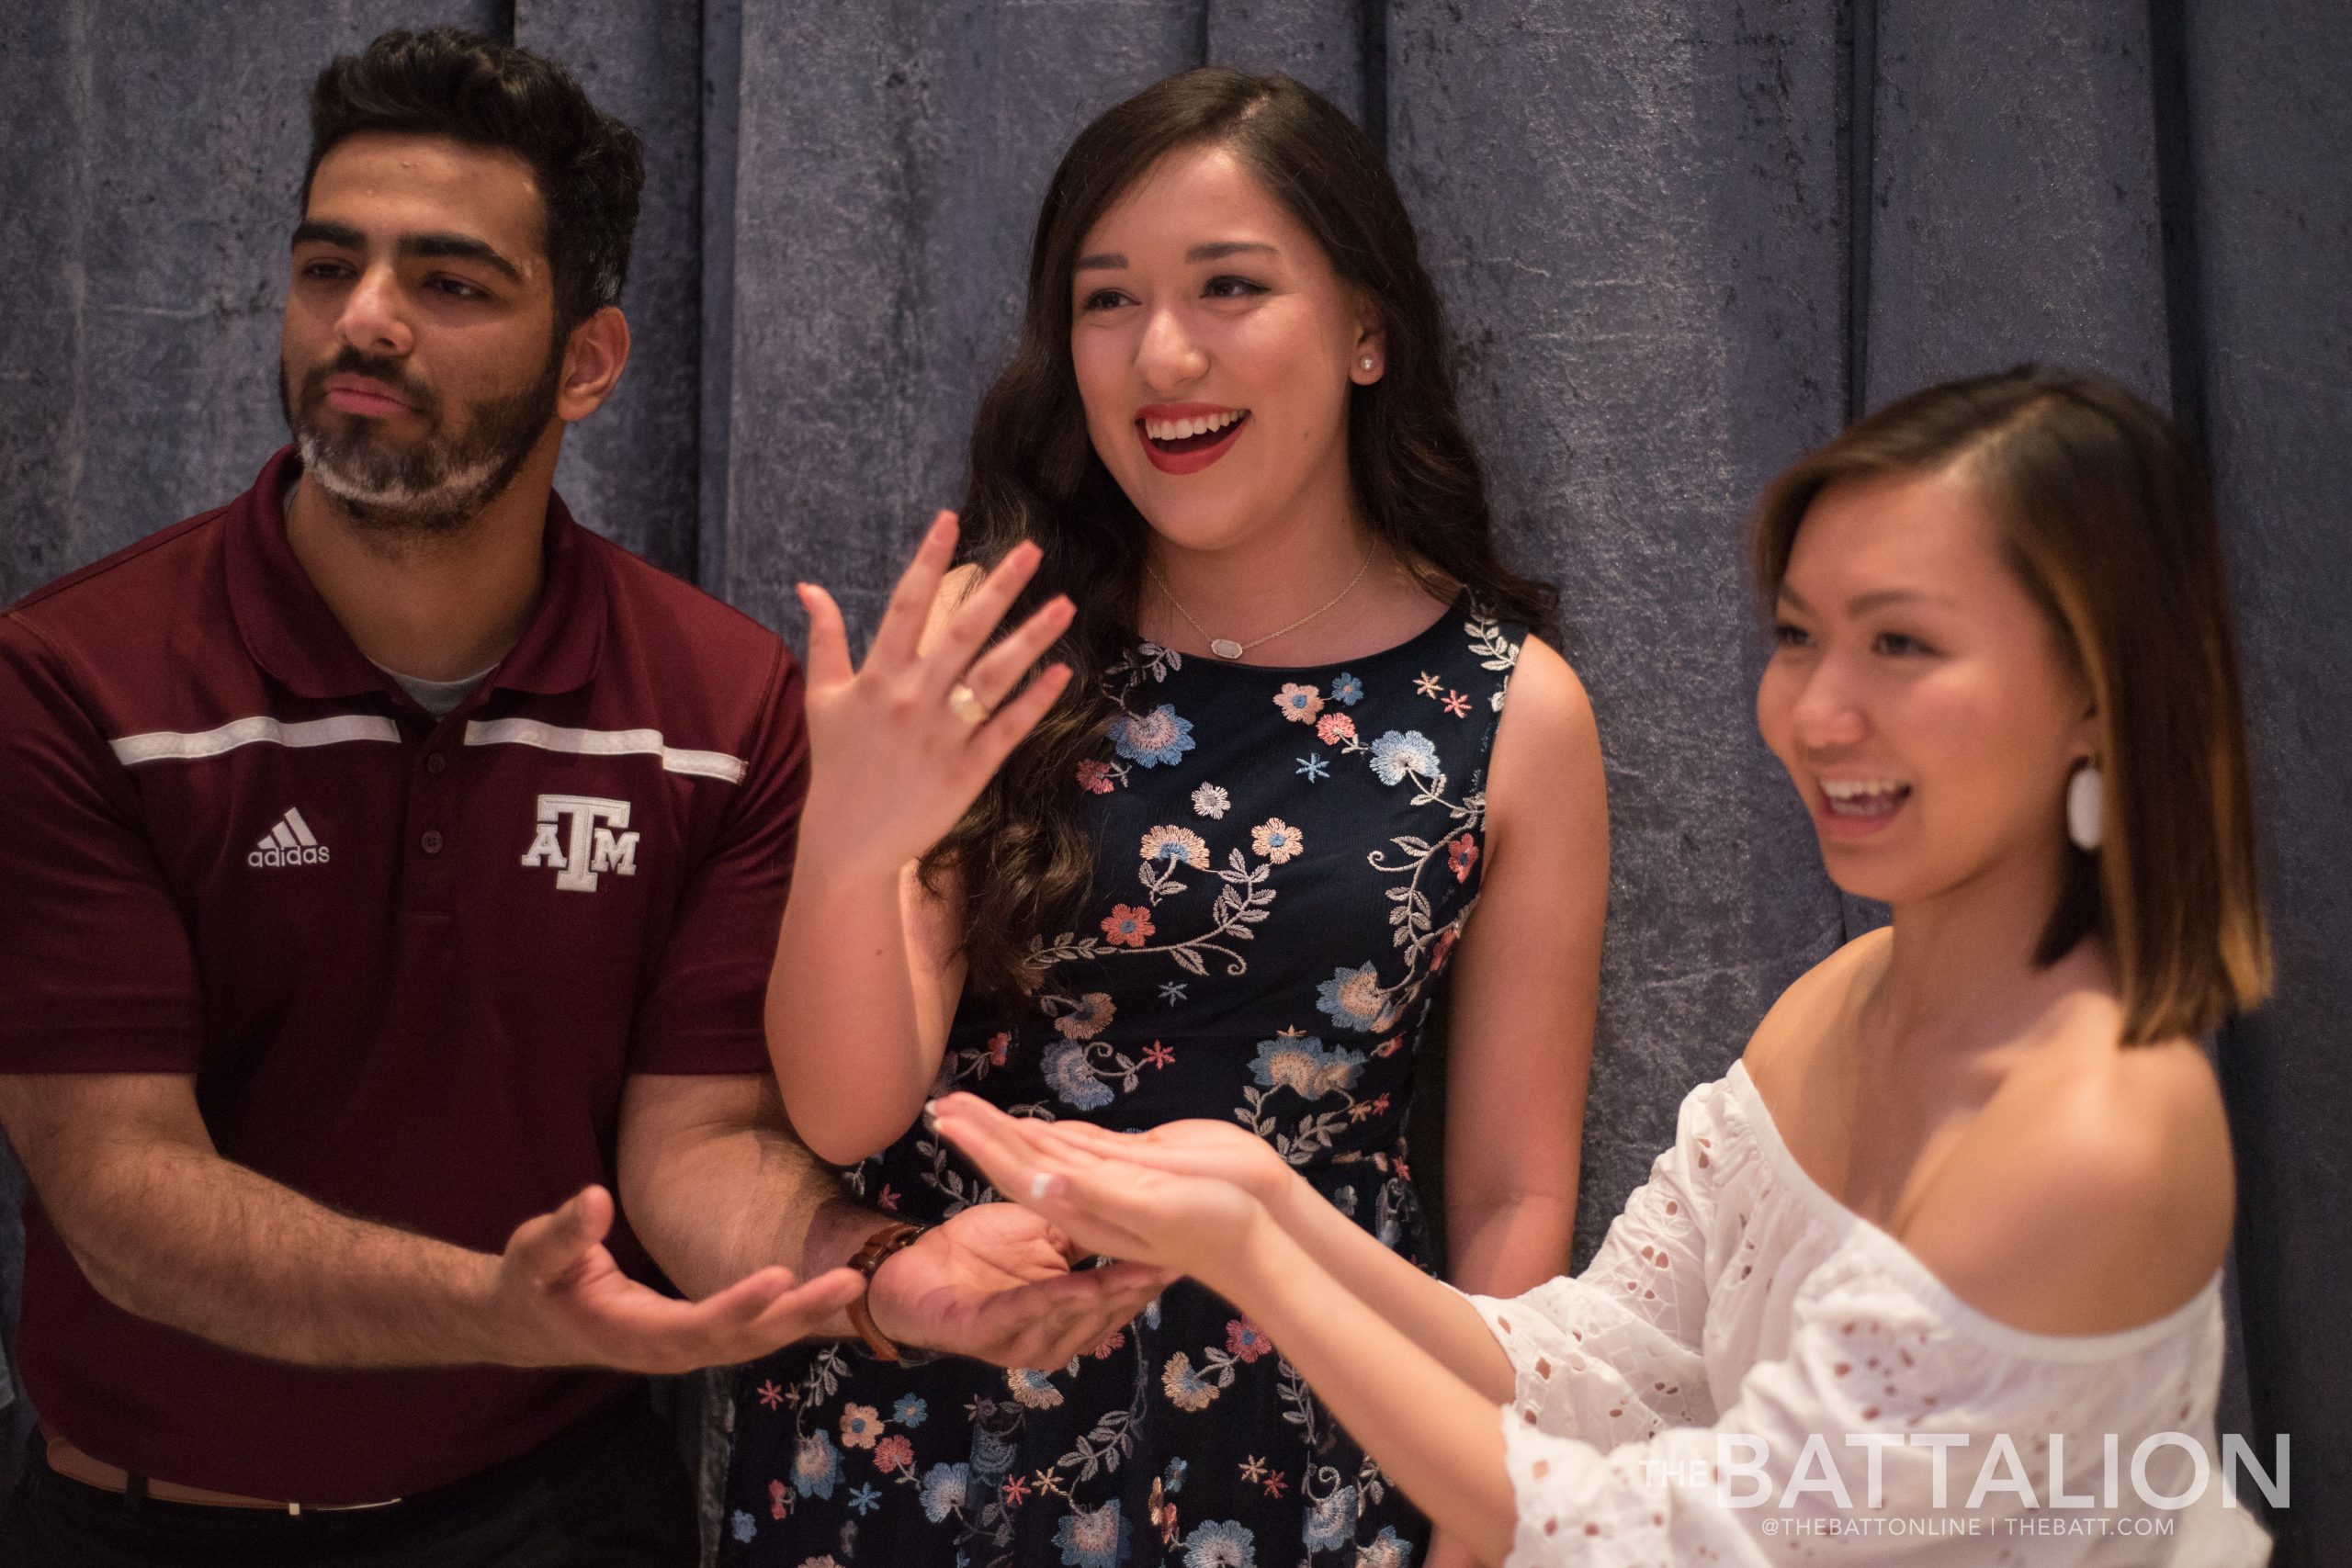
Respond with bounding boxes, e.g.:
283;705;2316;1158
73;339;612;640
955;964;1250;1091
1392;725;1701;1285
725;600;1525;1568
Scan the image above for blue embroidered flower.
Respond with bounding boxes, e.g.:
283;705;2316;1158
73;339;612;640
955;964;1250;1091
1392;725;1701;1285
1145;1296;1162;1329
1159;980;1189;1005
1055;1500;1132;1568
1183;1517;1257;1567
919;1461;972;1523
1249;1034;1366;1099
1295;751;1329;782
1110;704;1195;767
1331;671;1364;705
1163;1457;1189;1494
1315;962;1392;1033
847;1483;882;1516
792;1430;842;1498
1043;1040;1116;1111
1368;728;1441;785
1300;1484;1359;1551
1358;1524;1416;1568
729;1509;756;1543
892;1393;929;1428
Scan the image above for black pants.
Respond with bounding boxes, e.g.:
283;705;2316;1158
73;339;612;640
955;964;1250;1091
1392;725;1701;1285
0;1395;698;1567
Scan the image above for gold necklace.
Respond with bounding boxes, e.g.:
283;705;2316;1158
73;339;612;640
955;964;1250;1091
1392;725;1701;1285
1145;554;1374;660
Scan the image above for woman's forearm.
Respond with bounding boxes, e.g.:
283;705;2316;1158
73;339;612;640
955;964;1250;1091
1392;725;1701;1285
1266;1170;1519;1403
1447;1189;1577;1300
765;848;943;1164
1206;1212;1519;1564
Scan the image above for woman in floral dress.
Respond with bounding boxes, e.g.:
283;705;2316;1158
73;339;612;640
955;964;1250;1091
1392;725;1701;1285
725;67;1609;1568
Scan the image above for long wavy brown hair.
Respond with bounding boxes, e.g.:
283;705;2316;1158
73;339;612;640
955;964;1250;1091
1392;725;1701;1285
928;67;1558;1003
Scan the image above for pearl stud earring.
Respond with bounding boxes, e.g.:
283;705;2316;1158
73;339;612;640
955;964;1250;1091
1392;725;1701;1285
1361;357;1374;370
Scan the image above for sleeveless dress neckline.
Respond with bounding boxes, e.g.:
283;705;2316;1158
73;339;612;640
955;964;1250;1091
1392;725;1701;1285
1142;591;1467;678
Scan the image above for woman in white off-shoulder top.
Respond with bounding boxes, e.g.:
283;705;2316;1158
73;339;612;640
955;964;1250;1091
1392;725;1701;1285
930;366;2278;1566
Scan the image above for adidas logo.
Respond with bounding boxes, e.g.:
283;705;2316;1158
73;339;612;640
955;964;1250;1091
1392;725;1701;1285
248;807;332;868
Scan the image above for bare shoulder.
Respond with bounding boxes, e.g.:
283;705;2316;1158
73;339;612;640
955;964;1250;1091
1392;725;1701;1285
916;563;987;657
1485;635;1604;833
1743;927;1891;1081
1906;1010;2235;1336
1492;635;1598;761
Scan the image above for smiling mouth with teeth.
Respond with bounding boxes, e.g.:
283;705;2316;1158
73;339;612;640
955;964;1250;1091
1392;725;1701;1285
1820;779;1913;818
1141;409;1249;452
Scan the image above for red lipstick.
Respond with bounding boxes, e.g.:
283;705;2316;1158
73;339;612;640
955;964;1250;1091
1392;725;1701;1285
1135;402;1250;476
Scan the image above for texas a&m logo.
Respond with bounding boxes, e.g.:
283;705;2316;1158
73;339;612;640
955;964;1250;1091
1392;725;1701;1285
520;794;639;892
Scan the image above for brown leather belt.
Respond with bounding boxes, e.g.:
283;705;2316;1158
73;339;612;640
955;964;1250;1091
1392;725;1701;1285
42;1427;403;1514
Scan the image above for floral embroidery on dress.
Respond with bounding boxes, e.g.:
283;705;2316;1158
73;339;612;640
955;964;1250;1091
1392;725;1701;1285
1273;682;1325;723
729;600;1531;1568
1111;704;1195;767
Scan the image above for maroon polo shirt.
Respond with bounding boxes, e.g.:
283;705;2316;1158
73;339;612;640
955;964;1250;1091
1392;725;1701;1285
0;447;807;1503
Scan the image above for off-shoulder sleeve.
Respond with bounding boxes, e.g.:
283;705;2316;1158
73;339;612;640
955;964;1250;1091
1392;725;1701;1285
1487;1252;2267;1566
1461;1077;1736;1444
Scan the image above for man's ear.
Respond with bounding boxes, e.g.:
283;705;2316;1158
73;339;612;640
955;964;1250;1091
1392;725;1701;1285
556;305;630;423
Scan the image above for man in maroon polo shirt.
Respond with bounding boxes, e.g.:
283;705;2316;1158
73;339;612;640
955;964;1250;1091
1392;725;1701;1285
0;28;1162;1567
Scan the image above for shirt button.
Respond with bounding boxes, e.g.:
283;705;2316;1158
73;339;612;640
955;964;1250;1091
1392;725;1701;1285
425;753;447;775
421;830;445;855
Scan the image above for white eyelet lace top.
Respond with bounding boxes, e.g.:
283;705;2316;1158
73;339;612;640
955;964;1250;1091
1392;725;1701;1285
1459;1063;2273;1565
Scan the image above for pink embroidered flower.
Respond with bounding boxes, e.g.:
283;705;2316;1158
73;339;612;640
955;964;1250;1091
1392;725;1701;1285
1225;1319;1274;1362
839;1403;882;1450
876;1184;900;1212
1446;833;1479;881
1272;682;1325;724
1315;711;1357;745
1141;1042;1175;1069
1430;925;1461;975
768;1478;789;1520
1056;992;1116;1040
1441;688;1472;717
986;1032;1012;1066
1250;818;1305;864
756;1380;786;1411
1101;905;1155;947
1091;1325;1128;1359
1075;758;1117;795
1001;1474;1031;1507
872;1435;914;1473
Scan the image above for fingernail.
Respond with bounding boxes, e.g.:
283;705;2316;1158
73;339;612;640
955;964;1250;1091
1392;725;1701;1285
1030;1173;1067;1200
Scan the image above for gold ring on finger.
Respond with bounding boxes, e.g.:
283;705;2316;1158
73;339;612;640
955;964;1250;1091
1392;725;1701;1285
946;683;990;727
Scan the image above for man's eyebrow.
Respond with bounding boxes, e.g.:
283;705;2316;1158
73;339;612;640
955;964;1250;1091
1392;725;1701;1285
289;222;526;286
400;232;525;284
291;220;365;250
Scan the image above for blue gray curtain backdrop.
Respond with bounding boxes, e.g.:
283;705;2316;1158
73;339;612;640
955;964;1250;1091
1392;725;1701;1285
2;1;2345;1558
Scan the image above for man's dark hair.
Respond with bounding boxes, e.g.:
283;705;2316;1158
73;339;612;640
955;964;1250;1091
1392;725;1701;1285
303;27;645;333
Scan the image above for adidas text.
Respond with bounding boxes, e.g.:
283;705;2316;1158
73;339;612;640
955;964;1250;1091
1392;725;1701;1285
250;807;331;868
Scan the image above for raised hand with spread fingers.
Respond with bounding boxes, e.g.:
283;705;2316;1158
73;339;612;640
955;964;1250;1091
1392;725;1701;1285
766;513;1075;1166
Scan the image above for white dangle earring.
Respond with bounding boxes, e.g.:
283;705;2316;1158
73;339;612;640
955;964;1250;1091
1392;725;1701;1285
2066;761;2105;852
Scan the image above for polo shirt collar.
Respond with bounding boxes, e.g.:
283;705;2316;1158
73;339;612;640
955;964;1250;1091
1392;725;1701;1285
225;446;606;703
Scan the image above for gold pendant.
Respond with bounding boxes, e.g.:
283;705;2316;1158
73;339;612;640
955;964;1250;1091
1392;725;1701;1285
1211;638;1245;660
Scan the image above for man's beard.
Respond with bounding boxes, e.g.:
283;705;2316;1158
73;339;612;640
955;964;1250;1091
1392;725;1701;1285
281;343;562;539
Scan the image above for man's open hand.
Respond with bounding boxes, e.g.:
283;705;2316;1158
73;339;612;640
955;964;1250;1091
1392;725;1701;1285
865;1201;1171;1371
494;1185;865;1373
